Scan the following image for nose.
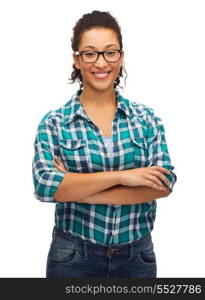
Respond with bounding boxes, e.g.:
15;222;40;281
94;53;108;67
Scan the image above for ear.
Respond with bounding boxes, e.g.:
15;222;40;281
120;50;124;68
73;54;80;70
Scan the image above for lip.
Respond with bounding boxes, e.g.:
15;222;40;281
91;71;111;80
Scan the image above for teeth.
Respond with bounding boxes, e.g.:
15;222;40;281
93;72;109;78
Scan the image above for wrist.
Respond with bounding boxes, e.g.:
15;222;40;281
113;170;125;185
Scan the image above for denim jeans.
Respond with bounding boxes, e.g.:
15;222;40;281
46;226;157;278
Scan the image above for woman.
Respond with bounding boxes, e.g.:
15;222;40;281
32;10;177;278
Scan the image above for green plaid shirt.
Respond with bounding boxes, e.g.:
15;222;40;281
32;89;177;245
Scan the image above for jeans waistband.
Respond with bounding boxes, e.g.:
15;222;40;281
52;226;153;258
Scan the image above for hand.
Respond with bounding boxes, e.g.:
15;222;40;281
52;156;68;173
119;166;171;191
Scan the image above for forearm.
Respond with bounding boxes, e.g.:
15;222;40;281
77;185;170;205
54;171;121;202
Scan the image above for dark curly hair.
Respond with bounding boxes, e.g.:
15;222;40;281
68;10;127;91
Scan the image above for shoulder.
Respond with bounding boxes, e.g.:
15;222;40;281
123;95;162;124
37;96;74;128
121;95;165;140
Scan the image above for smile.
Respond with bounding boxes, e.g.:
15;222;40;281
91;71;111;79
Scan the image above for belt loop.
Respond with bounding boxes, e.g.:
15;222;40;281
83;241;88;261
128;243;134;261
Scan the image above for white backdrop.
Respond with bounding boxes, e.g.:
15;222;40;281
0;0;204;277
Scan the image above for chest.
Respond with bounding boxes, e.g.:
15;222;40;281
83;106;116;137
59;112;149;172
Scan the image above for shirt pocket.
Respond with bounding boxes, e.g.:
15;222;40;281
59;139;90;172
130;136;148;168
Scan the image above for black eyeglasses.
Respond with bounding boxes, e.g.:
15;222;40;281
74;49;123;63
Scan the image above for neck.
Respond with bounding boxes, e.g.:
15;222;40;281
79;86;116;108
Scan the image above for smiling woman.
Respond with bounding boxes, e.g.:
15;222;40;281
32;10;177;279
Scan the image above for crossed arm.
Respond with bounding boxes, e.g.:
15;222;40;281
53;156;171;205
77;184;171;205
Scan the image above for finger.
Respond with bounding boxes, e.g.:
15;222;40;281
52;160;57;166
53;159;63;169
53;157;68;172
56;159;67;169
55;160;64;168
146;174;166;190
55;157;66;170
52;161;61;170
150;170;170;187
150;166;171;174
55;163;64;172
54;156;61;164
143;179;165;191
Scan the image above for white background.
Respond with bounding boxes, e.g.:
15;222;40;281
0;0;204;277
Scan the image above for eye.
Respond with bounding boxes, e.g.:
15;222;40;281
105;50;117;56
84;51;96;57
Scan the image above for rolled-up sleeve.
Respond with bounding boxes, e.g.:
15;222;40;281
146;113;177;192
32;113;66;202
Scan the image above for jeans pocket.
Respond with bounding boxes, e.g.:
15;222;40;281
48;233;77;264
138;247;156;266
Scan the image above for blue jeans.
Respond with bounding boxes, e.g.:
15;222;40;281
46;226;157;278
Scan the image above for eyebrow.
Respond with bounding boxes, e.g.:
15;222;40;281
82;44;119;50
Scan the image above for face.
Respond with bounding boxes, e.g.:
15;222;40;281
73;27;124;92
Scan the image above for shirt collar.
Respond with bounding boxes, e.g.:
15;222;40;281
63;89;131;124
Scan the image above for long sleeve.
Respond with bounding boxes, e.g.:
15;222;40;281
146;113;177;192
32;113;66;203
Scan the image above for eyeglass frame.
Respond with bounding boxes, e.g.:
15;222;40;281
73;49;123;63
